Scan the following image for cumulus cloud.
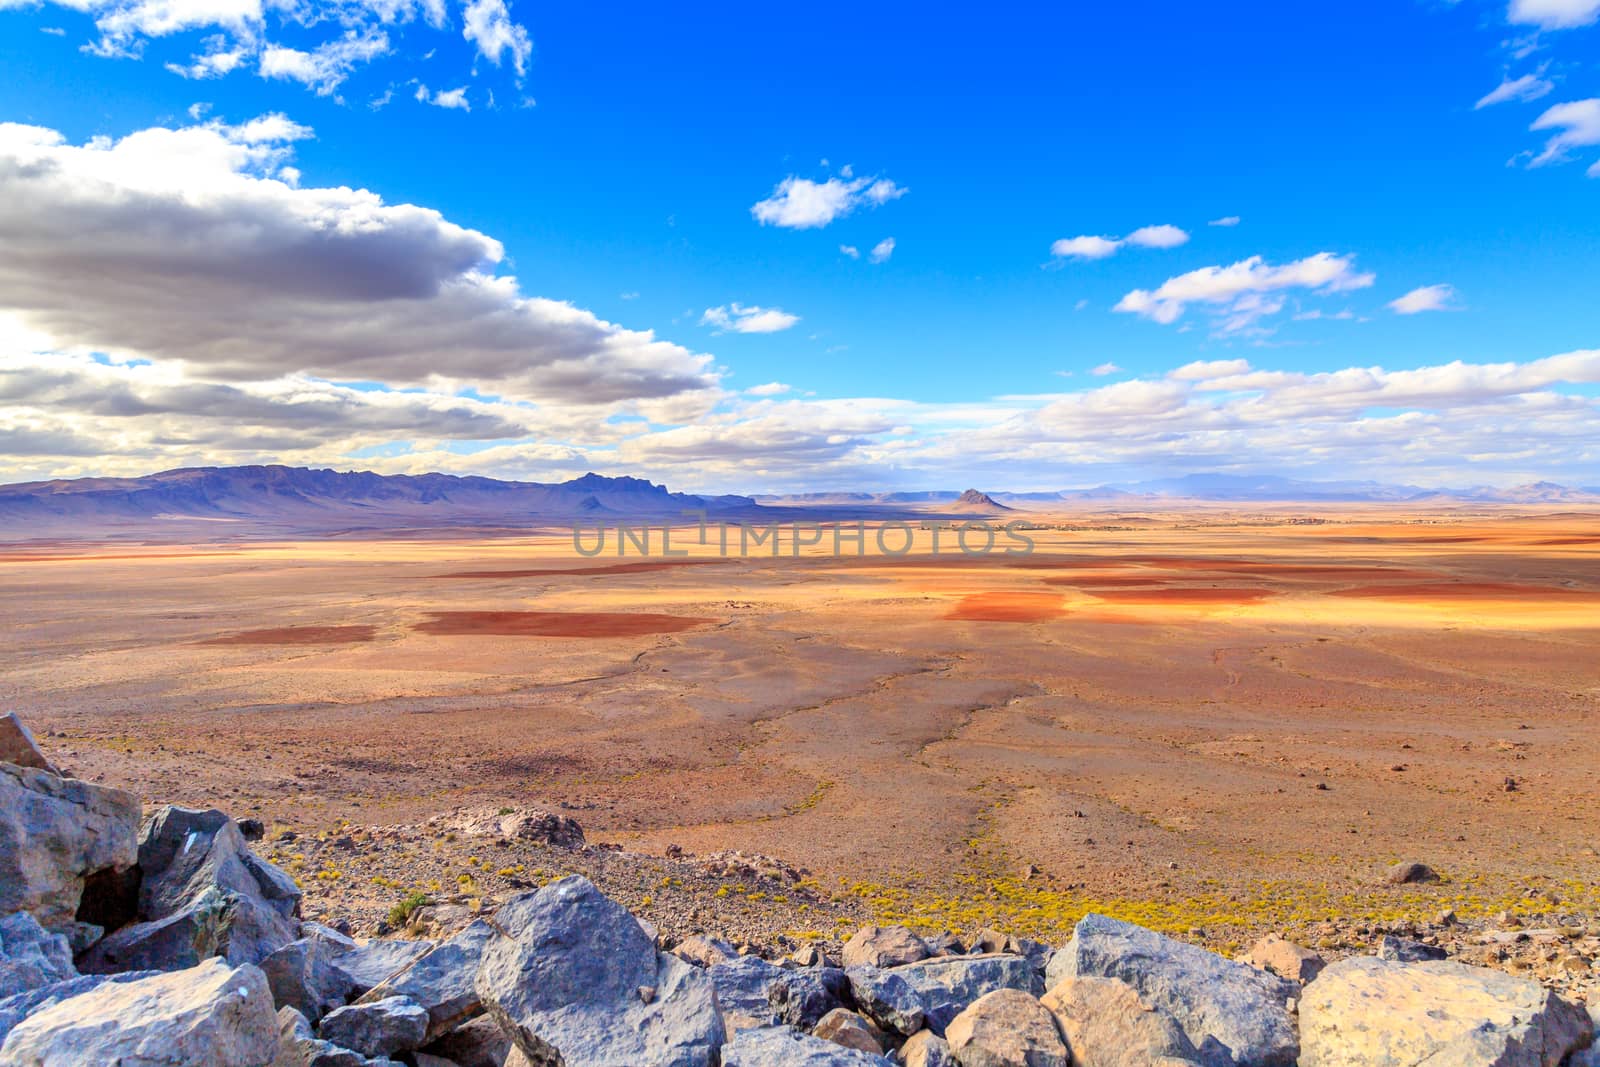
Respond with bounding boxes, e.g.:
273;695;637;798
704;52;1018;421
258;31;391;95
1476;71;1555;108
0;117;716;405
1529;98;1600;167
1389;284;1463;315
700;304;800;334
1050;224;1189;260
416;84;470;110
1113;252;1375;333
1509;0;1600;29
461;0;531;76
868;237;895;264
750;172;906;229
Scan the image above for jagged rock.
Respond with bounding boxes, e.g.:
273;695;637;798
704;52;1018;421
411;1054;458;1067
301;923;360;952
1040;975;1203;1067
789;945;830;967
1299;956;1593;1067
709;954;787;1033
317;996;428;1058
0;914;73;1001
0;969;160;1047
944;988;1068;1067
0;761;139;930
892;953;1039;1036
813;1008;884;1055
82;806;301;973
1384;861;1439;885
474;875;723;1067
672;934;737;967
1374;935;1446;963
0;716;53;775
1048;914;1297;1067
844;965;925;1037
56;920;101;955
721;1025;893;1065
356;920;492;1041
842;926;929;968
429;807;585;849
333;938;435;995
261;937;359;1024
0;957;278;1067
272;1006;403;1067
902;1030;957;1067
767;966;852;1029
1568;1006;1600;1067
924;933;966;958
418;1015;509;1067
1242;934;1326;984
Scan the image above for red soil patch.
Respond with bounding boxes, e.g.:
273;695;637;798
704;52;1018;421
1329;582;1600;600
944;592;1067;622
433;560;731;579
412;610;713;637
203;625;377;645
1007;559;1136;570
1085;588;1274;606
1535;537;1600;546
1042;576;1172;588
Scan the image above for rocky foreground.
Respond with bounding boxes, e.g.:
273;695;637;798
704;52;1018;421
2;712;1599;1066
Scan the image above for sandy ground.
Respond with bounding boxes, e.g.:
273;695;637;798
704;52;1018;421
2;507;1598;957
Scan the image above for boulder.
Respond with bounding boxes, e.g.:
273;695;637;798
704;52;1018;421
317;996;429;1059
0;914;74;1002
767;966;853;1030
1299;956;1593;1067
0;761;139;930
0;957;278;1067
355;920;492;1041
1040;975;1202;1067
944;988;1068;1067
1241;934;1326;984
1568;1005;1600;1067
720;1025;893;1066
332;938;435;995
844;965;925;1037
272;1005;403;1067
0;717;53;775
813;1008;885;1055
672;934;738;967
473;875;723;1067
902;1030;957;1067
1374;935;1446;963
709;954;788;1033
891;953;1038;1036
0;969;160;1047
1048;914;1297;1067
418;1015;510;1067
261;937;359;1023
789;945;831;968
842;926;929;969
1384;862;1439;885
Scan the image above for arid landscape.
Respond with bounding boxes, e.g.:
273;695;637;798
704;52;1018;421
4;506;1597;975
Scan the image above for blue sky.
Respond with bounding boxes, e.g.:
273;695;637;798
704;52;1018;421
0;0;1597;491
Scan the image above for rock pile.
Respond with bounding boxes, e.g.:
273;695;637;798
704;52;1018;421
0;715;1596;1066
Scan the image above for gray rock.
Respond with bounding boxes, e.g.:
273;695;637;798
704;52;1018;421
842;926;930;969
768;966;852;1030
0;970;160;1047
1374;935;1447;963
0;716;53;775
844;965;925;1037
301;923;360;952
812;1008;884;1055
55;921;102;956
721;1025;893;1066
1299;956;1593;1067
709;954;788;1033
418;1015;510;1067
261;937;359;1023
272;1005;403;1067
944;988;1068;1067
356;920;492;1041
317;995;429;1058
891;953;1038;1036
0;956;278;1067
0;914;73;1002
474;875;723;1067
333;938;435;995
672;934;738;967
1048;914;1297;1067
1568;1006;1600;1067
1384;862;1439;885
0;761;139;930
902;1030;957;1067
1041;975;1202;1067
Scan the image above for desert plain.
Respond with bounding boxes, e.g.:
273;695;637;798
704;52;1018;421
2;506;1598;960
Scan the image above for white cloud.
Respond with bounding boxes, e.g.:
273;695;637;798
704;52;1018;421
1114;252;1375;333
1389;284;1463;315
258;31;390;95
1089;362;1121;376
0;117;717;406
461;0;531;76
1509;0;1600;29
1169;358;1252;381
700;303;800;334
1208;215;1241;227
750;172;906;229
1476;72;1555;108
416;84;470;111
839;244;859;259
745;382;790;396
868;237;895;264
1050;224;1189;260
1529;98;1600;167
